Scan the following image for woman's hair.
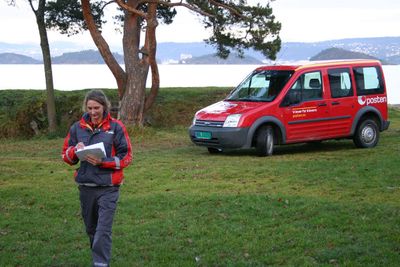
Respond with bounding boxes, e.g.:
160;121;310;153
82;89;111;113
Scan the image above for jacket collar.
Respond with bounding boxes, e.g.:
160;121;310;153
79;112;111;131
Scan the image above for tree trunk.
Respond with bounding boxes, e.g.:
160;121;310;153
82;0;159;127
34;0;57;133
38;21;57;134
120;67;148;126
119;0;150;126
143;3;160;112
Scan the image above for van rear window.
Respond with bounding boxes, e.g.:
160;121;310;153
353;66;384;95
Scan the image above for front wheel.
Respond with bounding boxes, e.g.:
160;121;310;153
207;147;222;154
256;125;274;156
353;119;379;148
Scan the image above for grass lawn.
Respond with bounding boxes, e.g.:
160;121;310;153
0;108;399;266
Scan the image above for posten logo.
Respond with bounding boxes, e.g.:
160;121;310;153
358;96;367;105
358;96;387;106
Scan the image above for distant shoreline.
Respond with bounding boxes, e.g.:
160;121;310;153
1;36;400;64
0;64;399;105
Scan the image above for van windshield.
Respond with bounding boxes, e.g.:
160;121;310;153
226;70;294;102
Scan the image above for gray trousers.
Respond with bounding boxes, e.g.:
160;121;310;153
79;185;120;267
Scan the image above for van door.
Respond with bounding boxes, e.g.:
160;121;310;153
326;68;356;137
280;71;331;142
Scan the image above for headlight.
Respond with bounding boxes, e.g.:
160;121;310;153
223;114;242;127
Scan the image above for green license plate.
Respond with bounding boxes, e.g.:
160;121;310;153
195;131;212;139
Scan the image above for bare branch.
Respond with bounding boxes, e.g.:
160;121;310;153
139;0;215;18
6;0;16;6
27;0;37;14
101;0;116;12
115;0;147;18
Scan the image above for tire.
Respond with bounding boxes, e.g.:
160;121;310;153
353;119;380;148
207;147;222;154
256;125;274;156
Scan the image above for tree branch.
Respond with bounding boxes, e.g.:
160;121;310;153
81;0;126;97
138;0;215;18
115;0;147;18
209;0;242;17
27;0;37;14
101;0;117;12
6;0;16;6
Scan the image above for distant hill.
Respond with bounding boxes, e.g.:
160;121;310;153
276;37;400;64
157;42;215;63
52;49;124;64
0;49;262;65
1;36;400;64
179;53;262;64
310;47;380;61
0;53;41;64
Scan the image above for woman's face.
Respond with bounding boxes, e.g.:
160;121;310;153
86;100;104;125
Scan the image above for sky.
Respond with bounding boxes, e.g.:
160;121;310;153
0;0;399;48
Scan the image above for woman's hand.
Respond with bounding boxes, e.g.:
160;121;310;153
75;142;85;151
85;154;103;166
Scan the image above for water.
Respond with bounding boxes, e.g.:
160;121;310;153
0;64;399;104
381;65;400;104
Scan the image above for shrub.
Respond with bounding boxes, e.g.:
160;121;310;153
0;87;230;138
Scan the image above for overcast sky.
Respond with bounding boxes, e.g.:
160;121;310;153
0;0;399;47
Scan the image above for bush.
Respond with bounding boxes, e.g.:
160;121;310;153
0;87;230;138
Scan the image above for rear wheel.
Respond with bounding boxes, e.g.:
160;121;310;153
353;119;379;148
256;125;274;156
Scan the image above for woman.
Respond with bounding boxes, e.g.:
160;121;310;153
62;89;132;267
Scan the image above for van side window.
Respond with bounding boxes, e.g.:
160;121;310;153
353;66;384;95
281;71;322;106
296;71;322;98
328;68;353;98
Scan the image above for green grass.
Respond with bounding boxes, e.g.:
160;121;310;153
1;105;400;266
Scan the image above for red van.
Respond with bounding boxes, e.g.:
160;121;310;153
189;60;390;156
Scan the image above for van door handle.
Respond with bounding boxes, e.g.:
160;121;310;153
318;103;327;107
332;101;340;105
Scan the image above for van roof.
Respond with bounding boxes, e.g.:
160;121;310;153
255;59;382;72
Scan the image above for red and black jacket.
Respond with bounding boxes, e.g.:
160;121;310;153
62;112;132;186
